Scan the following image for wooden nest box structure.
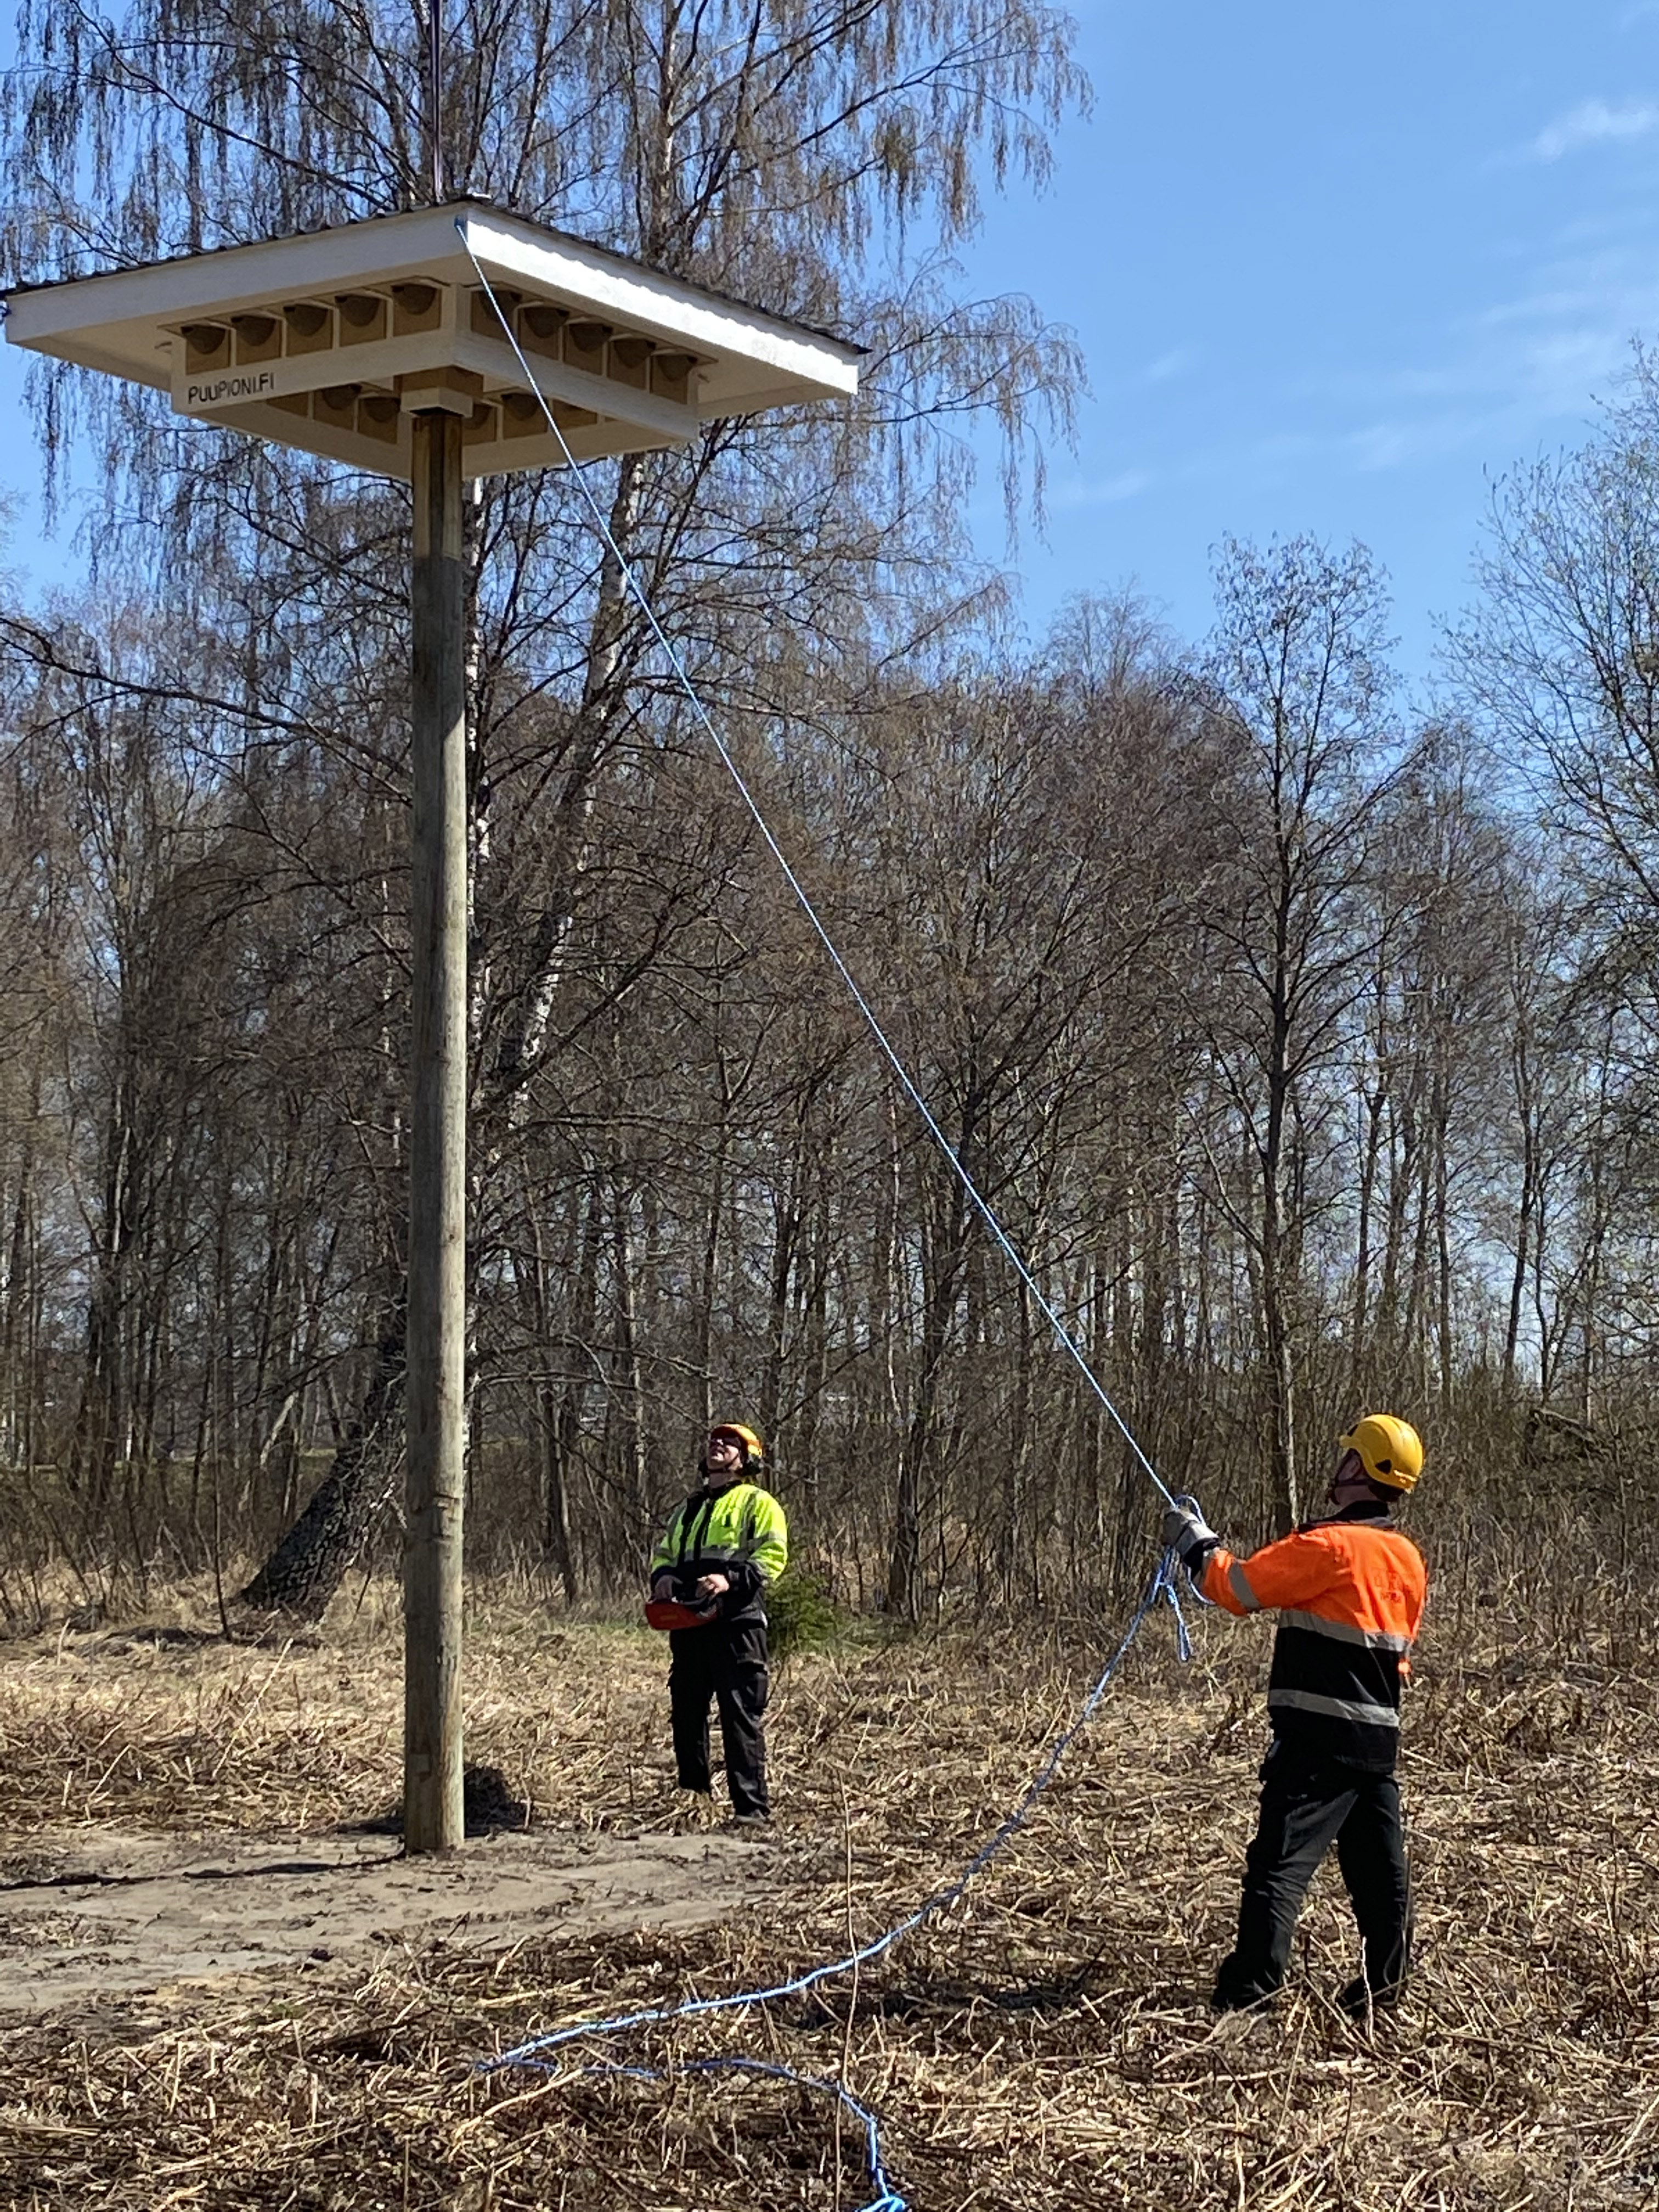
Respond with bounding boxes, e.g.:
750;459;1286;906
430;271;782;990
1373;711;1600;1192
4;197;861;478
2;198;859;1858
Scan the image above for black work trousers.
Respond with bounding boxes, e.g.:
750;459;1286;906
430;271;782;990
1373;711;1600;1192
1214;1735;1411;2010
668;1618;770;1818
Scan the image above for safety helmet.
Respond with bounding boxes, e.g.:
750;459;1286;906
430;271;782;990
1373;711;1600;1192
707;1421;764;1472
1339;1413;1424;1493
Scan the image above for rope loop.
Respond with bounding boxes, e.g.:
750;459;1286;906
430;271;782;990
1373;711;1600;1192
1154;1547;1195;1662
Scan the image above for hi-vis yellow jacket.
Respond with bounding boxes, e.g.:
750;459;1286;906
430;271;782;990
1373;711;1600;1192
1199;1499;1427;1771
650;1477;788;1624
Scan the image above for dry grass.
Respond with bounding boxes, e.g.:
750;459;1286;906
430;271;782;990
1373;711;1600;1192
1;1575;1657;2209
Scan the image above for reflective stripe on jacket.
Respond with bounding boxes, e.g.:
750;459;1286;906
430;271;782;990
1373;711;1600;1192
1198;1500;1427;1770
649;1479;788;1621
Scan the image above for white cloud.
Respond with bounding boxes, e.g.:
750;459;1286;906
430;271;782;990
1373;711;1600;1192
1054;469;1152;510
1347;421;1435;473
1235;225;1659;488
1139;347;1194;386
1530;98;1659;162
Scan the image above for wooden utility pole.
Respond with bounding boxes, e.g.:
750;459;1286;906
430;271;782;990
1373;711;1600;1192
404;407;467;1853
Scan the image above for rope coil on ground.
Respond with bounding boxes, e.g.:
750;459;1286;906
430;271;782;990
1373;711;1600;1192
483;1553;1193;2208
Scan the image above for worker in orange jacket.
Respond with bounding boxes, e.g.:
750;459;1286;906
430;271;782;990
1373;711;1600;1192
1161;1415;1428;2018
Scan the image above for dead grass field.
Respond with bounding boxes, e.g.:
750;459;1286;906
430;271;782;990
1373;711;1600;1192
1;1573;1657;2210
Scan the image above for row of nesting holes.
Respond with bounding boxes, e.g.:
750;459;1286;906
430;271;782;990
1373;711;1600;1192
180;284;697;407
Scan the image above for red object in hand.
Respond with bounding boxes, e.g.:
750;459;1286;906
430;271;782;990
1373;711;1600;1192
645;1594;720;1632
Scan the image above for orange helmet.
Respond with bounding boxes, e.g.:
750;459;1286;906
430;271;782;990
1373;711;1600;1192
708;1421;764;1471
1339;1414;1424;1493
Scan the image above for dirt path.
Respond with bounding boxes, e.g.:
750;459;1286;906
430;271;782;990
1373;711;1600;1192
0;1821;777;2018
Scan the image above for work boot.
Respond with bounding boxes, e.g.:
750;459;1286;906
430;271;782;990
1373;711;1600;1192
731;1811;771;1833
1211;1959;1280;2013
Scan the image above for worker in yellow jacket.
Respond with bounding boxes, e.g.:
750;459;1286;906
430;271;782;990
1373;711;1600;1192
1162;1415;1428;2017
648;1422;788;1827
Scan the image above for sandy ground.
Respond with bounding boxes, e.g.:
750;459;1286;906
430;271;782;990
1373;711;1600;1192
0;1593;795;2046
0;1819;776;2019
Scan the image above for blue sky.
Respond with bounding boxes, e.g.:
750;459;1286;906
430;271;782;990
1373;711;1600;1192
3;1;1658;695
960;0;1659;688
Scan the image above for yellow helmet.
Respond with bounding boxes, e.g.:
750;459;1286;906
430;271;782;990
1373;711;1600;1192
1339;1413;1424;1493
708;1421;764;1470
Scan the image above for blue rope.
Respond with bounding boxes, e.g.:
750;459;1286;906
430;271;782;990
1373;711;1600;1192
511;2056;904;2211
454;223;1175;1515
482;1552;1192;2207
455;229;1201;2208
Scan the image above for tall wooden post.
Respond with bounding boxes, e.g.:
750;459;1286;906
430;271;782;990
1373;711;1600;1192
405;408;467;1854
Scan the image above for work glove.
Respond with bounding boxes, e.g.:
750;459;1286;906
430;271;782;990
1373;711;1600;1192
1160;1495;1219;1570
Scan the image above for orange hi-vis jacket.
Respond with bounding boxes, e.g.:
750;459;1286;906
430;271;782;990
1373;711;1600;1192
1198;1499;1427;1771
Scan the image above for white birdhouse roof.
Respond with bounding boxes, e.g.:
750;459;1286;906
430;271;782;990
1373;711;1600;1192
3;198;862;481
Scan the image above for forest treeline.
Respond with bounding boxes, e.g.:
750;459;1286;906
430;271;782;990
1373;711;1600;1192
1;3;1656;1629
